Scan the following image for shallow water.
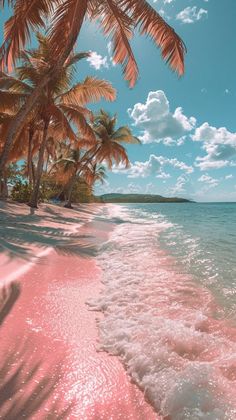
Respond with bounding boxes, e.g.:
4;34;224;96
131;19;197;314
91;203;236;419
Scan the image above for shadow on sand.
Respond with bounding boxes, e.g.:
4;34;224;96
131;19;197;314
0;282;73;419
0;202;100;261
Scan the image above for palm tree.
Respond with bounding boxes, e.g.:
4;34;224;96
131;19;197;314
0;35;116;206
50;145;107;208
0;104;33;197
50;147;90;208
86;163;107;187
90;109;140;166
60;110;140;208
0;0;186;184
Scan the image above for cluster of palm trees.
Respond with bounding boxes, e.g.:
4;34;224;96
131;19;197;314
0;0;185;208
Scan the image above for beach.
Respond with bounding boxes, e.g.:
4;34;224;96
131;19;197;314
1;201;236;419
0;202;157;419
1;1;235;418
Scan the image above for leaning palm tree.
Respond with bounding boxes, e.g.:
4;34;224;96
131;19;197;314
0;35;116;206
61;110;140;208
0;0;186;183
86;163;107;187
51;147;107;208
53;148;83;206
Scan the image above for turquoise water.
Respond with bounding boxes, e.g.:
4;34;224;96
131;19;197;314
93;203;236;418
123;202;236;319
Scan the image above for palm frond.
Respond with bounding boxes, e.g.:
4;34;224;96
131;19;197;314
65;52;91;68
58;104;96;142
95;140;130;169
48;103;78;143
0;0;15;7
0;71;33;93
112;126;141;144
48;0;88;61
0;0;56;70
97;0;138;88
125;0;186;75
60;76;116;106
0;89;28;111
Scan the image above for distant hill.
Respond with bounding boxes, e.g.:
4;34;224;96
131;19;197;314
97;193;193;203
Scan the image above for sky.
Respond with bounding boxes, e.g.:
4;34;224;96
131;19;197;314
1;0;236;202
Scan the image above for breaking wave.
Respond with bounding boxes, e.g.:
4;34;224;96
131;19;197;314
89;205;236;419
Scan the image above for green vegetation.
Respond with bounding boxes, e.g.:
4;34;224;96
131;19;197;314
99;194;192;203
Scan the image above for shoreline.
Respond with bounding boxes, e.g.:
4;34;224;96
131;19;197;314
0;202;158;419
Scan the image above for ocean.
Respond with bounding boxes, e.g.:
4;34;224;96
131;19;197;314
91;202;236;419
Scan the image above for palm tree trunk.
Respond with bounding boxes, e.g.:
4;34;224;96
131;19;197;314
0;0;88;195
64;147;99;209
64;173;77;209
0;77;51;187
28;119;49;208
27;127;34;187
0;168;8;200
45;152;50;174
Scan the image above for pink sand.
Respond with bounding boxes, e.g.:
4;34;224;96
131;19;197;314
0;203;158;419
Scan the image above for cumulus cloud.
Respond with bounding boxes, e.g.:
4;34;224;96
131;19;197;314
168;174;189;195
156;171;171;179
128;91;196;145
112;154;193;178
198;174;219;188
112;155;161;178
87;51;109;70
225;174;233;180
192;122;236;170
176;6;208;24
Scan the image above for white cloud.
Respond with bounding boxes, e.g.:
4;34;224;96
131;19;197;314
117;155;162;178
87;51;109;70
153;0;174;3
126;183;142;193
176;6;208;24
112;154;193;178
159;156;194;173
156;171;171;179
107;42;117;66
198;174;219;188
169;174;189;195
128;91;196;145
225;174;233;180
193;122;236;170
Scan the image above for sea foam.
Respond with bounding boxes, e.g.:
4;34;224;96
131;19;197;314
89;206;236;419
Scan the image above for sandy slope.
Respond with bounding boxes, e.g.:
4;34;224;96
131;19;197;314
0;202;157;419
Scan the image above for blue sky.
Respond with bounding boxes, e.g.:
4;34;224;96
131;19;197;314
1;1;236;201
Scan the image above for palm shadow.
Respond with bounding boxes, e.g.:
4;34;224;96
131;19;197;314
0;282;73;419
0;202;99;261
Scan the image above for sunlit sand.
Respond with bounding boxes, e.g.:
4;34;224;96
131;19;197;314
0;202;157;419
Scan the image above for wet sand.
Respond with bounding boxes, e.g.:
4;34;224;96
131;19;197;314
0;203;157;419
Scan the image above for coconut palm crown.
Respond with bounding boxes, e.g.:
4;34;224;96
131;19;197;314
0;1;186;84
91;109;140;168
